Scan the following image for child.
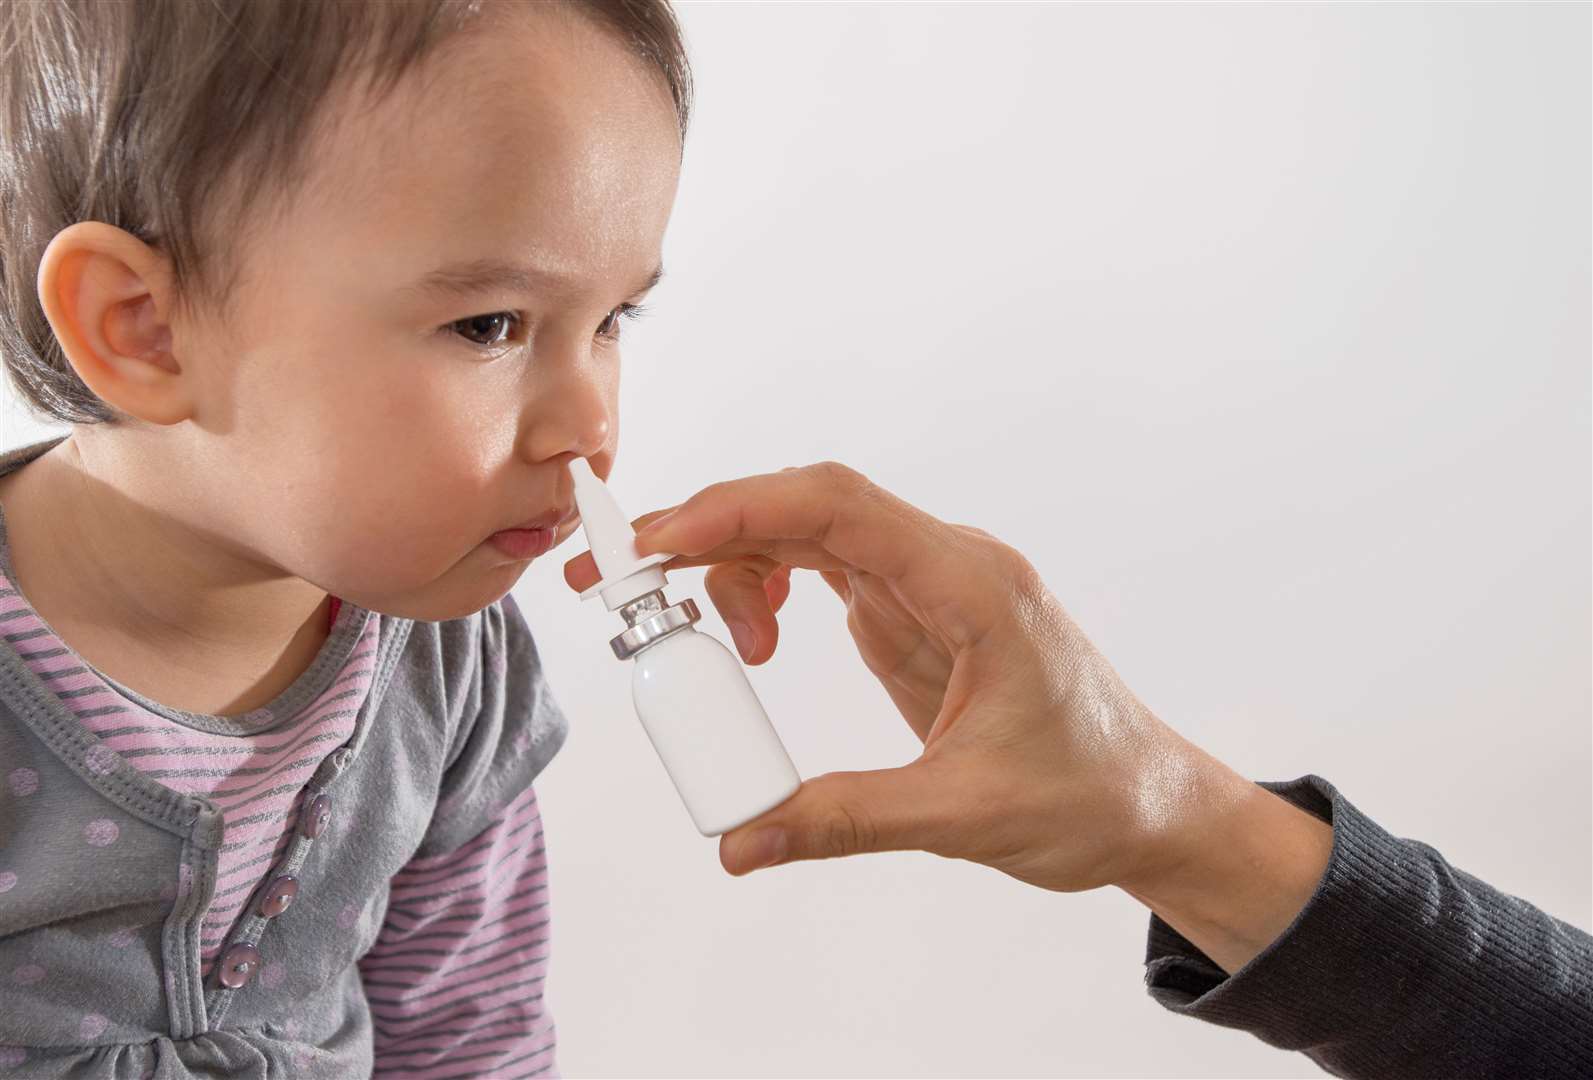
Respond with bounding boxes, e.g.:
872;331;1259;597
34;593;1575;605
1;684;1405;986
0;0;690;1076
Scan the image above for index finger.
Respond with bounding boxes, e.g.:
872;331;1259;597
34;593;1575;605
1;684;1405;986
632;461;1010;649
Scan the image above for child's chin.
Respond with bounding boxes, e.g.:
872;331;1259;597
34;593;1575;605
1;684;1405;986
345;571;524;624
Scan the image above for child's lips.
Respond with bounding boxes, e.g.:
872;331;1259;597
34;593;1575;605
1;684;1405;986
505;507;577;532
488;526;558;560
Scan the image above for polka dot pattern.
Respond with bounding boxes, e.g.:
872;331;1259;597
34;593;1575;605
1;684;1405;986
83;819;120;847
0;572;383;984
6;768;37;797
84;745;118;776
11;964;45;986
0;571;572;1071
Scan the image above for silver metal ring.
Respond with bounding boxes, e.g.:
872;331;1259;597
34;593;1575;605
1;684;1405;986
610;598;701;660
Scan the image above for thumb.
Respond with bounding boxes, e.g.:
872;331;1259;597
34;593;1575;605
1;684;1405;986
719;764;946;875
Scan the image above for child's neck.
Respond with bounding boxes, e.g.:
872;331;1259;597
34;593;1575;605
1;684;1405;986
0;436;334;718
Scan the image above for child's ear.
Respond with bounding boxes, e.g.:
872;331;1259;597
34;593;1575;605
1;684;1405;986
35;220;193;426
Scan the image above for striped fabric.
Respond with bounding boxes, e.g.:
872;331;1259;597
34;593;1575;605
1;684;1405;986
0;576;375;979
0;570;558;1077
361;782;556;1078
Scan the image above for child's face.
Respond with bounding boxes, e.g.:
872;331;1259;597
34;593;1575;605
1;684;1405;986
170;9;680;620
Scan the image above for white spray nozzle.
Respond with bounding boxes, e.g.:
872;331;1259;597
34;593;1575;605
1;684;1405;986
569;458;673;611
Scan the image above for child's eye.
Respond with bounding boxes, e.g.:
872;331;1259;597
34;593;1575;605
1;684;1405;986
446;303;650;352
597;303;649;342
448;311;522;349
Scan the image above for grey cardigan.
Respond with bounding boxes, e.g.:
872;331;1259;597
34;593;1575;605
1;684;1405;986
0;434;569;1078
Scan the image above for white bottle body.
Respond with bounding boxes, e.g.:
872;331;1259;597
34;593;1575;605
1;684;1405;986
631;625;801;836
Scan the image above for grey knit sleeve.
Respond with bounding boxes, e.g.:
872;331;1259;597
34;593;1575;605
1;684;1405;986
408;593;569;860
1142;774;1593;1078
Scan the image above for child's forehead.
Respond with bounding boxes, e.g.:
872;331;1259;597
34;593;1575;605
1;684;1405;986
278;13;680;291
333;14;674;187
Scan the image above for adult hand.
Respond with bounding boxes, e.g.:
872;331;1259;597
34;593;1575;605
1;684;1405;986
564;461;1183;888
562;461;1331;974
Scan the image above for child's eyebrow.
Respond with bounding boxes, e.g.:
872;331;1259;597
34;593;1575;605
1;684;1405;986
402;259;664;303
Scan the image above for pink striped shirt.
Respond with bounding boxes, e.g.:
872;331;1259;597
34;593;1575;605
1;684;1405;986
0;570;557;1078
361;783;555;1076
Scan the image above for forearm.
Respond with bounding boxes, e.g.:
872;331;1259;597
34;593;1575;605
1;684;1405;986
1116;738;1333;975
1127;769;1593;1077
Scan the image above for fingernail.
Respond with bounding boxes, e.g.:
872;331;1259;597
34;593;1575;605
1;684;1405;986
728;620;755;660
736;827;787;872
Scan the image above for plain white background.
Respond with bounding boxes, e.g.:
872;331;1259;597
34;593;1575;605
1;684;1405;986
3;2;1588;1077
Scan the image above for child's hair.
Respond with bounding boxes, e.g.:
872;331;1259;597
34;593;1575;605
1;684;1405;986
0;0;692;427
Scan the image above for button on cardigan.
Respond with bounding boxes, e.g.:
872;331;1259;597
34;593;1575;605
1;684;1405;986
0;435;571;1079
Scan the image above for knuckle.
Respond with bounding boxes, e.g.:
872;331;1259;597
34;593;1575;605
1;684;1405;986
1005;548;1046;597
965;534;1045;614
952;523;1032;583
818;801;877;857
815;459;868;491
705;557;761;591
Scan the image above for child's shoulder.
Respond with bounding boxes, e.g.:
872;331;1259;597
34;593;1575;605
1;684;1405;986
385;593;568;845
383;592;549;727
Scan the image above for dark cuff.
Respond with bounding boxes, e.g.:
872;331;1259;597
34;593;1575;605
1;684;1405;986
1140;773;1593;1078
1142;774;1404;1057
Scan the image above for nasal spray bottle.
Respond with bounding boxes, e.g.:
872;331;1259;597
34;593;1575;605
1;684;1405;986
568;458;801;836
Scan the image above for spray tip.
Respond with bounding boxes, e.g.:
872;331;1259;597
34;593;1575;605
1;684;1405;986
568;458;672;609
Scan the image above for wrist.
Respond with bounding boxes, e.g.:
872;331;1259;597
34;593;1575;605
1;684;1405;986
1112;734;1249;898
1114;739;1334;975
